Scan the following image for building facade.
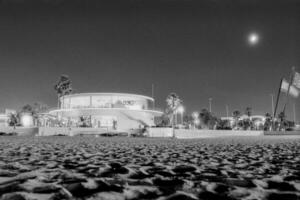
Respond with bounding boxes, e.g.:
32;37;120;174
49;93;163;131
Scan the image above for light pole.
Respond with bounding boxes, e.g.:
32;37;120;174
177;106;184;125
192;111;199;129
209;98;212;112
270;94;274;116
226;105;229;118
293;102;296;123
174;110;177;126
152;84;155;109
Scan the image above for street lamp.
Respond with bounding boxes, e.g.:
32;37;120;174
209;98;213;112
194;119;200;129
192;111;199;129
177;106;184;125
192;111;199;119
226;105;229;118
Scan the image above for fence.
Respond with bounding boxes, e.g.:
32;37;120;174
148;128;173;137
0;127;38;136
175;129;264;138
38;127;110;136
3;126;299;138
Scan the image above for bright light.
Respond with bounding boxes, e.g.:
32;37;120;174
194;119;200;125
248;33;259;45
192;112;199;119
177;106;184;114
21;114;33;127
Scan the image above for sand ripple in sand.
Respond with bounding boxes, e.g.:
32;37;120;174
0;136;300;200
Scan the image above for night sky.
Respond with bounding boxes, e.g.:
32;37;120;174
0;0;299;120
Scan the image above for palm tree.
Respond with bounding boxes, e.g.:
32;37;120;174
244;107;253;130
278;111;287;131
245;107;252;118
183;115;193;128
264;112;272;131
199;108;210;129
199;108;218;130
166;93;182;136
216;119;231;130
157;113;171;127
278;111;286;122
265;112;271;118
54;75;73;108
9;113;19;129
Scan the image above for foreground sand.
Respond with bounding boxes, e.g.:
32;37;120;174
0;136;300;200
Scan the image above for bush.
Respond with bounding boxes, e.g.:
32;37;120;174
0;132;7;136
7;132;17;136
285;127;294;131
216;120;232;130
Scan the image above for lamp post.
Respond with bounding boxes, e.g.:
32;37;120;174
192;111;199;129
293;102;296;123
177;106;184;125
194;119;200;129
209;98;212;112
226;105;229;118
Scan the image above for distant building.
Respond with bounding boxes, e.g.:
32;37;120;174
48;93;163;131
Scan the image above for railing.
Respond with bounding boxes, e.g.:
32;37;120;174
48;106;163;113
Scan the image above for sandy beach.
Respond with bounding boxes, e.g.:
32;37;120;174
0;136;300;200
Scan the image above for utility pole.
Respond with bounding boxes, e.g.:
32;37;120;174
209;98;212;112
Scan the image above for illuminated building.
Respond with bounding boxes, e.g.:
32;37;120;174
49;93;163;131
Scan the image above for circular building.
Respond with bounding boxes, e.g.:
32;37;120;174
49;93;163;131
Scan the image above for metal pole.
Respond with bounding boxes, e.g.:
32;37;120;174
181;112;183;125
226;105;229;118
57;95;60;109
152;84;155;109
273;78;283;119
209;98;212;112
283;67;296;114
270;94;274;116
293;102;296;123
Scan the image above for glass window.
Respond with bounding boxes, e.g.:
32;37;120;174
70;96;90;108
91;95;112;108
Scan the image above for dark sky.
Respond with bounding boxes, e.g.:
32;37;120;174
0;0;299;120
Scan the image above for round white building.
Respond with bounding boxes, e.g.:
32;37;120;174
49;93;163;131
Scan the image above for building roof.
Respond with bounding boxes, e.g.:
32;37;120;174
60;93;154;101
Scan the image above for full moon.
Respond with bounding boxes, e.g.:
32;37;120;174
248;33;259;45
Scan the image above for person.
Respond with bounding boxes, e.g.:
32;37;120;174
113;120;117;130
